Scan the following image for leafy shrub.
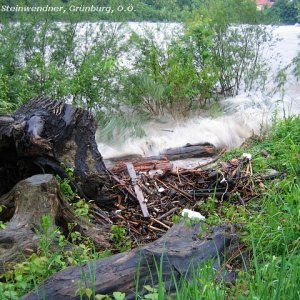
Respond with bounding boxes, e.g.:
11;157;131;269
123;21;217;118
123;14;273;118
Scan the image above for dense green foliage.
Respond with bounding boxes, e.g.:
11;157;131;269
123;23;218;117
0;0;262;22
0;20;125;117
122;21;272;118
233;117;300;299
263;0;300;25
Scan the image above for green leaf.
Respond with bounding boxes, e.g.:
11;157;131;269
95;294;111;300
143;285;158;293
144;293;159;300
113;291;126;300
84;288;93;298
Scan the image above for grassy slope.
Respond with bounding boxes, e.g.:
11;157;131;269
236;116;300;299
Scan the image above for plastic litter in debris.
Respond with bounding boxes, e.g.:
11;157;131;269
242;153;252;160
157;187;165;193
181;209;205;220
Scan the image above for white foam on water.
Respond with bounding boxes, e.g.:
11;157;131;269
97;25;300;159
98;110;266;158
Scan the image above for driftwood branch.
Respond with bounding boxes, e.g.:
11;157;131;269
126;162;150;218
106;143;217;173
22;221;237;300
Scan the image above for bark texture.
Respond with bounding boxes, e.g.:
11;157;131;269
0;96;107;200
22;221;236;300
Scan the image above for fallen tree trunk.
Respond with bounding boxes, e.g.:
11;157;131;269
0;174;110;272
110;158;173;174
106;143;216;164
160;143;217;160
0;96;108;201
106;143;217;173
22;221;237;300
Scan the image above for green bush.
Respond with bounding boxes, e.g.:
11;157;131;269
123;25;217;118
266;0;299;25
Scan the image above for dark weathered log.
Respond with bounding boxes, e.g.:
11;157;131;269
110;159;173;174
108;143;216;163
0;174;110;272
22;221;237;300
160;142;217;160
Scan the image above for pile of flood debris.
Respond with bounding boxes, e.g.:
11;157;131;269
91;153;265;248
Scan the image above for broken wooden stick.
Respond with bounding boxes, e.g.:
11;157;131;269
126;163;150;218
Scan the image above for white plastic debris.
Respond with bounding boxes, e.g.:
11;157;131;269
181;209;205;221
242;153;252;160
157;187;165;193
115;210;122;214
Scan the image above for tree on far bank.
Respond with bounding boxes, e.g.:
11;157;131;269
266;0;299;24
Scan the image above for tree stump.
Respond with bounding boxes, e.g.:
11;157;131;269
0;96;108;200
0;174;110;273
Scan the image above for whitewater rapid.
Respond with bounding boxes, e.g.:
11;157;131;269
97;25;300;161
